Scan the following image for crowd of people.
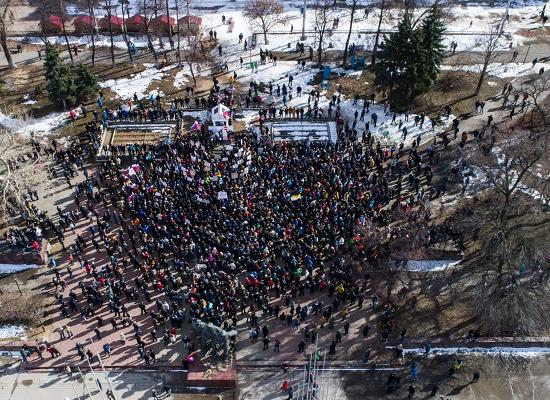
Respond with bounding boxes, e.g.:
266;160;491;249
9;11;510;400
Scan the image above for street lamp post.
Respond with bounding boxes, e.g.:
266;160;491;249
77;366;95;400
85;352;107;400
90;336;117;397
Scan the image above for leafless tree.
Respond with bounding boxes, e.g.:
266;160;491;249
57;0;75;65
101;0;118;66
184;32;211;85
141;0;160;67
243;0;287;45
0;0;15;68
118;0;135;65
355;202;433;301
313;0;333;66
475;23;502;95
34;0;56;44
453;129;550;335
86;0;98;66
520;73;550;127
0;125;51;220
370;0;385;67
342;0;358;68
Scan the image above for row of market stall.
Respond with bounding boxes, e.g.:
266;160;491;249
42;14;202;35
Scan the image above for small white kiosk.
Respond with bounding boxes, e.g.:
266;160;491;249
209;104;233;140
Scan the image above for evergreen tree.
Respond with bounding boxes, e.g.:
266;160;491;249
44;43;76;109
421;3;446;86
374;13;427;104
74;64;98;101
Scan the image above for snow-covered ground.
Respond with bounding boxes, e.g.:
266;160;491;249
0;110;70;137
443;62;550;78
405;260;461;272
58;0;547;55
395;346;550;358
0;324;28;340
0;263;41;274
238;60;453;146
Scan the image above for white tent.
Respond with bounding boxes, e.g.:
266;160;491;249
209;103;233;139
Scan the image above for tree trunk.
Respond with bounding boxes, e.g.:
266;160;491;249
147;32;159;67
107;12;115;66
154;0;164;49
88;3;96;66
61;17;74;65
263;30;268;45
342;0;357;68
0;31;15;69
121;2;135;66
317;28;325;66
371;0;385;67
165;0;173;49
189;62;197;85
475;65;488;95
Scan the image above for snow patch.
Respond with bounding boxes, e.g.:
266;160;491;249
0;324;28;340
0;110;69;137
173;70;189;89
99;65;175;100
397;346;550;357
22;94;37;105
0;263;41;274
442;62;549;79
405;260;461;272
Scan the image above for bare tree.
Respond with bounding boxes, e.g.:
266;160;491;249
313;0;333;66
0;0;16;68
521;73;550;127
0;125;50;219
453;128;550;335
184;32;211;85
243;0;287;45
370;0;385;67
119;0;135;65
87;0;97;66
101;0;117;66
475;23;502;95
57;0;75;65
342;0;358;68
142;0;160;67
35;0;56;44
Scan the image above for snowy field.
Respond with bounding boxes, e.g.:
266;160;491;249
237;60;455;145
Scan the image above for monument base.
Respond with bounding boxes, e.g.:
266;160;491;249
186;361;237;388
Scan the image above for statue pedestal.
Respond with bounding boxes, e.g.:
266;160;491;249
187;360;236;388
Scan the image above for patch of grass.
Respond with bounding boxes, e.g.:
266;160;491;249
413;70;504;117
326;70;376;100
0;291;47;327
